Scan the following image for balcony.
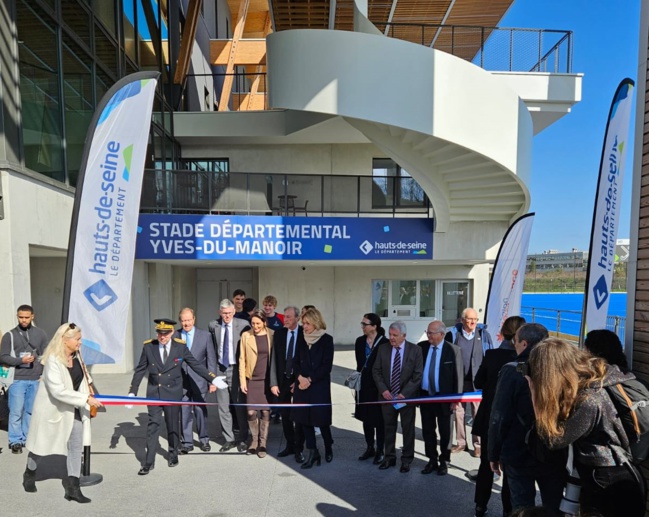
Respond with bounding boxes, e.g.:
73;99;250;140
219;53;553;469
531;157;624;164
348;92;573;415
140;170;432;218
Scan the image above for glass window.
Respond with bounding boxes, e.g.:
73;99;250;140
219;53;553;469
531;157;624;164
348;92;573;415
93;0;116;37
61;0;91;47
123;0;137;63
372;280;388;318
441;281;470;327
372;158;427;209
62;36;94;187
94;23;118;77
17;1;64;181
419;280;435;317
391;280;417;306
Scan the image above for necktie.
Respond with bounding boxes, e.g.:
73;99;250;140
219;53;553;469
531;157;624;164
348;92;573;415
222;324;230;368
285;330;295;376
390;347;401;396
186;331;192;350
163;345;168;363
428;346;438;395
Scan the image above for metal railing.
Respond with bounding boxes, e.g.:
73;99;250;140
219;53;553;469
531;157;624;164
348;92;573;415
140;169;432;217
373;23;572;73
520;306;625;341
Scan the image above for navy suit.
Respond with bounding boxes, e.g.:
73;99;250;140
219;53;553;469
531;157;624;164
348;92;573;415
129;338;217;467
417;339;462;463
174;327;217;448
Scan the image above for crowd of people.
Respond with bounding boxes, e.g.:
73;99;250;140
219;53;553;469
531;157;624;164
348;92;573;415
1;298;648;516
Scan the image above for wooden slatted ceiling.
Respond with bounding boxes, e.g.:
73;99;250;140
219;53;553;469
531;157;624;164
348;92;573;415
634;29;649;388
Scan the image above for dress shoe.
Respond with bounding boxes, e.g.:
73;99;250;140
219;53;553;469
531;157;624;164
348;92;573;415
237;441;248;453
138;465;154;475
474;505;487;517
168;458;179;467
11;443;23;454
220;441;237;452
400;463;410;473
378;459;396;470
451;445;465;453
471;445;481;458
421;459;439;475
373;451;385;465
295;451;305;463
200;443;211;452
179;446;193;454
325;446;333;463
358;446;376;461
438;460;448;476
278;447;294;458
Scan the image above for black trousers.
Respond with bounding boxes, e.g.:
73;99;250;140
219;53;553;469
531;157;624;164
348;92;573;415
303;424;332;450
474;432;512;512
577;462;646;517
145;404;179;467
363;421;385;451
419;399;453;462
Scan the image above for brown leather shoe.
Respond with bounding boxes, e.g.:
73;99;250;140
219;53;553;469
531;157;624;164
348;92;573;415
472;445;481;458
451;445;465;454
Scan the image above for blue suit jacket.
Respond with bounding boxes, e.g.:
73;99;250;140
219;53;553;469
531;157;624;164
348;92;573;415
174;327;217;394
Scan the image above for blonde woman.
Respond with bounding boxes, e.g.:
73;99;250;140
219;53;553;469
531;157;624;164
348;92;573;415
239;310;274;458
527;338;645;517
23;323;102;503
291;307;334;468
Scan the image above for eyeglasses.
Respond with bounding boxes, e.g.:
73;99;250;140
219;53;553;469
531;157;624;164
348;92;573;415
360;322;373;327
426;330;444;335
464;318;478;322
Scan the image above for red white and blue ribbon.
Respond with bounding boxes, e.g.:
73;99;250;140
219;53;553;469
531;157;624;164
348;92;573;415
95;391;482;408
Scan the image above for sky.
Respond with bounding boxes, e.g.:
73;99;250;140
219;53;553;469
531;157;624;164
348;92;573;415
500;0;641;253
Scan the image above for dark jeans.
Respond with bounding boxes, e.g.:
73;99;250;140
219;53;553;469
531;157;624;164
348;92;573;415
504;463;566;515
362;421;385;451
475;433;511;512
577;462;646;517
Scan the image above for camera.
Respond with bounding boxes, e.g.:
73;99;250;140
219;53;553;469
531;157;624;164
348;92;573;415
515;361;530;377
559;473;582;515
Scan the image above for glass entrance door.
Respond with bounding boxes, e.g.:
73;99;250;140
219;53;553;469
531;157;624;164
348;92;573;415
441;281;470;327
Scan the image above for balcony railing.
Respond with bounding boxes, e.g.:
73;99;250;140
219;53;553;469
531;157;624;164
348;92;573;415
140;169;432;217
374;23;573;73
520;306;625;342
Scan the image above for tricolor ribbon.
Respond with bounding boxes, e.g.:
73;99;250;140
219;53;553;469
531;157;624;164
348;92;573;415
95;391;482;408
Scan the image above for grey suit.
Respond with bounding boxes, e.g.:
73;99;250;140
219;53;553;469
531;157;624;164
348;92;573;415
174;327;217;448
372;341;423;464
208;317;249;443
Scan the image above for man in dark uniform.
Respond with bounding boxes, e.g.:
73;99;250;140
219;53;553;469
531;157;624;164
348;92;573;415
128;318;218;475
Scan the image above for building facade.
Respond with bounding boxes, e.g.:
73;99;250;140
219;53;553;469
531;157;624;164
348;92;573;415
0;0;582;372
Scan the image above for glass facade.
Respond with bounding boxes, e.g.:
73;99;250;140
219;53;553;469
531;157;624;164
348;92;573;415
14;0;176;187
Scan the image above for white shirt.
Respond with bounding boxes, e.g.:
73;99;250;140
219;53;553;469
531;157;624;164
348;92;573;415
159;342;169;362
462;328;476;340
389;341;406;372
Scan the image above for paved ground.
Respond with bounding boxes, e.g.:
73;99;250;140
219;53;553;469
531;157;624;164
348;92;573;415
0;346;506;516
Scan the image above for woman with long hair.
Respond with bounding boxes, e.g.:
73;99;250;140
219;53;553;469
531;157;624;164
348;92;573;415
23;323;103;503
584;329;629;372
291;307;334;468
239;310;274;458
527;338;645;517
353;313;389;464
473;315;526;517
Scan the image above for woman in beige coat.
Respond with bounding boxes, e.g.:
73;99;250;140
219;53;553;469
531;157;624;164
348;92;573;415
239;310;274;458
24;323;102;503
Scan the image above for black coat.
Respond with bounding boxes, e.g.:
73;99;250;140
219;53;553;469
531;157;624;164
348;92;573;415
471;340;517;437
417;339;463;415
269;326;303;402
354;334;389;425
291;333;334;427
129;338;216;400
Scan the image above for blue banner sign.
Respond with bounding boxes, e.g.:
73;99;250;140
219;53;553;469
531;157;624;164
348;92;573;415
136;215;433;260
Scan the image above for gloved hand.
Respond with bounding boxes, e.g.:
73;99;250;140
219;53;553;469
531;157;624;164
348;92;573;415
125;393;135;409
212;376;228;390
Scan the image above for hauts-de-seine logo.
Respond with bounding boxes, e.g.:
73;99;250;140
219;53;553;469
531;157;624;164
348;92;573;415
592;274;609;310
84;279;118;312
360;240;374;255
